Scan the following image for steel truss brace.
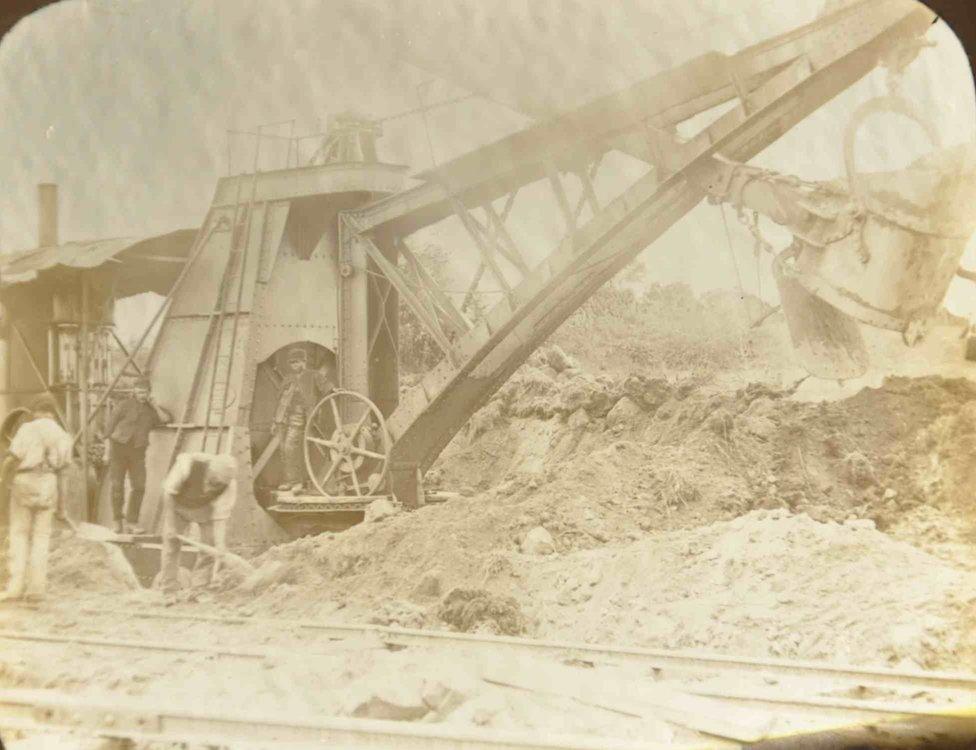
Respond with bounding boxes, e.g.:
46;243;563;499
447;194;515;302
398;239;471;335
544;159;578;233
573;156;604;219
461;264;487;314
480;202;529;274
381;0;936;481
367;272;397;361
459;187;523;312
343;215;460;366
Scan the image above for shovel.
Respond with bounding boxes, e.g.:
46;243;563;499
175;534;254;578
61;516;119;542
60;516;141;589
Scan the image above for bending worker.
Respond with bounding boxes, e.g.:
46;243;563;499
272;347;334;493
159;452;237;595
102;376;172;534
0;395;73;602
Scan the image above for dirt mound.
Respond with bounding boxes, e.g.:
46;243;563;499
914;399;976;514
436;370;976;536
224;500;975;668
523;509;976;669
48;535;140;593
215;371;976;669
438;588;528;636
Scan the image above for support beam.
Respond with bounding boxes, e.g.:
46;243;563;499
498;187;519;223
577;161;602;216
401;252;447;341
109;329;144;376
73;214;228;446
383;0;935;475
80;271;92;519
397;239;471;334
447;196;513;300
252;434;281;481
367;275;395;359
9;321;69;428
346;217;457;363
544;160;577;234
338;213;370;394
461;263;486;314
571;157;605;221
481;202;529;275
350;1;897;240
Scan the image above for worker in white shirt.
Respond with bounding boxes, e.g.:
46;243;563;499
159;452;237;595
0;395;74;602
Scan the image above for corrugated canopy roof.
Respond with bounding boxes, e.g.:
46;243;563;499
0;229;197;297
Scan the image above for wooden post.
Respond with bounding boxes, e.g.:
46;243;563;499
0;301;9;420
9;321;68;428
80;271;92;520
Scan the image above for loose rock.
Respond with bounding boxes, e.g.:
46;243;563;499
521;526;556;556
365;496;400;523
605;396;643;428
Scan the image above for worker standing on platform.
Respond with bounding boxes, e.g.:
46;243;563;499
102;376;172;534
0;395;73;602
159;452;237;597
272;347;335;493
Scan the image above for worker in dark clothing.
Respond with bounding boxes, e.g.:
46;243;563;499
159;452;237;598
101;376;172;534
272;347;335;493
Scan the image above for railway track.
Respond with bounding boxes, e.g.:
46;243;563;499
3;606;976;749
0;689;683;750
5;624;974;719
78;605;976;692
0;683;974;750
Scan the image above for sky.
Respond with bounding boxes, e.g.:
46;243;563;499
0;0;973;329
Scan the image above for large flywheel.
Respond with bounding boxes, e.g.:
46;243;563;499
303;390;391;498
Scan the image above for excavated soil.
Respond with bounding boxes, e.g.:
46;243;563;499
3;292;976;745
205;364;976;670
8;283;976;674
526;509;975;669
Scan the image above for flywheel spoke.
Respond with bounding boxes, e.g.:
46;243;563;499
307;436;341;449
320;455;342;488
346;410;371;443
305;390;391;497
348;464;363;496
307;423;333;457
347;445;385;461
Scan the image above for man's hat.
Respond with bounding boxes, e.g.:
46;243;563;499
27;394;59;416
287;347;307;363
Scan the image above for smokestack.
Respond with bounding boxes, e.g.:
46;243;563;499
38;183;58;248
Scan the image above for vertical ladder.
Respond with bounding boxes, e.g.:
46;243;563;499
201;127;266;454
162;130;263;473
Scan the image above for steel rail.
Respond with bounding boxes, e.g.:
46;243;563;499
685;688;974;720
0;689;705;750
6;629;976;746
83;607;976;693
0;630;267;660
